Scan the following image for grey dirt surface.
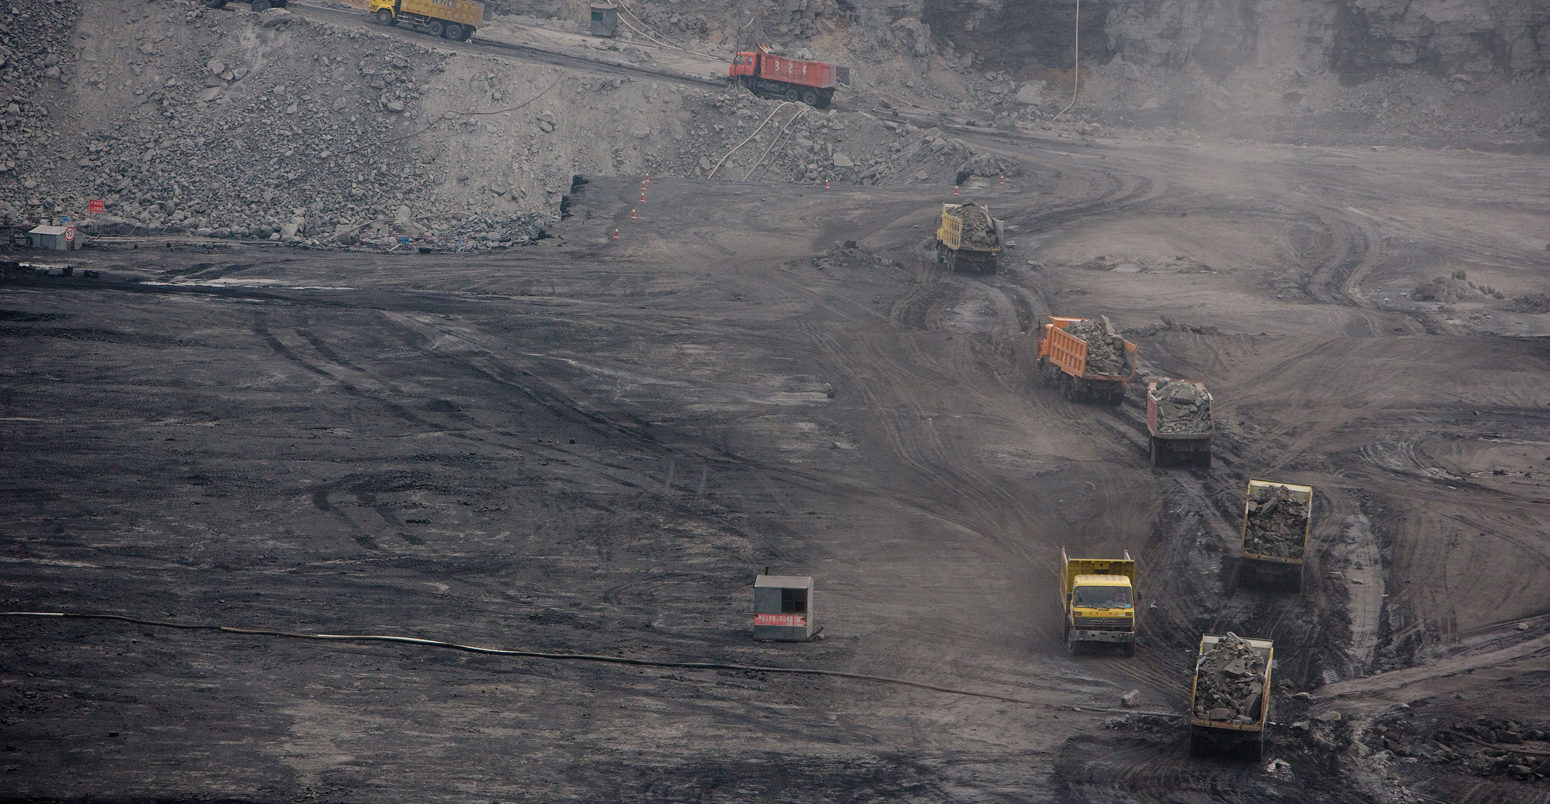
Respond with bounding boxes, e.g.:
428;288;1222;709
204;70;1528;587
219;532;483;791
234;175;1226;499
3;125;1549;802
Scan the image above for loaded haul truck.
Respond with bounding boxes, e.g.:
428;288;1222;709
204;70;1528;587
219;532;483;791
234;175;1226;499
1036;316;1138;405
935;202;1004;274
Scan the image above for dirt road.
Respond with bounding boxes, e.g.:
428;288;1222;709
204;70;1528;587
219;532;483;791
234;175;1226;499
2;129;1547;801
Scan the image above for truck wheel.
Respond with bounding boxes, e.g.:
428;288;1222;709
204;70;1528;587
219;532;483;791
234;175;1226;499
206;0;227;8
784;86;799;102
426;20;445;37
250;0;270;11
802;90;818;106
459;26;475;41
374;8;393;24
444;22;463;40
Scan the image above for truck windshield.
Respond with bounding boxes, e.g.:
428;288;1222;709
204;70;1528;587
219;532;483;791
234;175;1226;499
1072;586;1132;608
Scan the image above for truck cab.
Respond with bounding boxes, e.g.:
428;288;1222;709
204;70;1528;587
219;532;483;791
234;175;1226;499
1060;547;1137;655
729;52;759;80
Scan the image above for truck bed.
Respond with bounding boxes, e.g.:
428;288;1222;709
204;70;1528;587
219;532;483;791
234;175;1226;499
1190;634;1273;759
758;53;836;89
1044;320;1137;380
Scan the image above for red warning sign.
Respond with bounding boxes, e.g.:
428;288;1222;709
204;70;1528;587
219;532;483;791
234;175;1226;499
753;613;807;627
63;227;76;242
88;199;105;214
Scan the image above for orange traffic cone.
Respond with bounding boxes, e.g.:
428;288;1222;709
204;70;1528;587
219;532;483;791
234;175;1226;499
613;228;620;239
645;173;650;183
1000;174;1005;185
953;185;959;196
631;208;637;221
824;178;830;189
640;191;646;203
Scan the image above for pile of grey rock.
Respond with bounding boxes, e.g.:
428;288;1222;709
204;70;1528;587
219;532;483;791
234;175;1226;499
1244;484;1309;558
1152;379;1211;433
1193;633;1267;725
1065;316;1128;375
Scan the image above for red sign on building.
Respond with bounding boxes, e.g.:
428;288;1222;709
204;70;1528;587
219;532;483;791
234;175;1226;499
88;199;105;214
753;613;807;627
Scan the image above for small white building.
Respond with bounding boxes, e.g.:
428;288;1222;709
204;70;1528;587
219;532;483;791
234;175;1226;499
27;225;81;251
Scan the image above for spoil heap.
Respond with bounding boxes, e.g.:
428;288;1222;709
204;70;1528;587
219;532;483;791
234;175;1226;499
1193;633;1267;725
1243;484;1309;558
1153;379;1211;433
1065;316;1128;375
957;203;998;248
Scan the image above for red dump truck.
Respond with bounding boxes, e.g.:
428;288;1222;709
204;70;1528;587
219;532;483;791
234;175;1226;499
729;46;840;108
1036;316;1138;405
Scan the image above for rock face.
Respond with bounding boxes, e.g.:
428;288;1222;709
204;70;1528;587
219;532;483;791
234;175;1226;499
1152;379;1211;434
1193;633;1268;725
1064;316;1128;376
1243;484;1310;558
901;1;1546;82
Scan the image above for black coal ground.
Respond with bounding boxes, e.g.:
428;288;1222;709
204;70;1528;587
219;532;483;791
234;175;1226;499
2;137;1548;803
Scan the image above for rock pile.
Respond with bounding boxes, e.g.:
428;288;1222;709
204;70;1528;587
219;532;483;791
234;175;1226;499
1064;316;1129;375
1193;633;1268;725
1152;379;1211;433
955;203;998;248
1243;484;1309;558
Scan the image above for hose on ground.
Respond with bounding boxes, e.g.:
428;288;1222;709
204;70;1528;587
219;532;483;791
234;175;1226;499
1;610;1179;719
707;102;797;179
1051;0;1080;122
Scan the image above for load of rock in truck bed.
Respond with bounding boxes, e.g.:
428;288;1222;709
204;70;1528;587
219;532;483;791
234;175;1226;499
956;204;999;248
1193;633;1267;725
1153;380;1211;433
1243;484;1308;557
1064;316;1128;375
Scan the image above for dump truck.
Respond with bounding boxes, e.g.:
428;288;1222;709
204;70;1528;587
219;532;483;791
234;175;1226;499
934;202;1004;274
370;0;483;41
729;46;839;108
1239;480;1313;590
1059;547;1138;656
205;0;289;10
1146;379;1213;467
1190;633;1273;759
1036;316;1138;405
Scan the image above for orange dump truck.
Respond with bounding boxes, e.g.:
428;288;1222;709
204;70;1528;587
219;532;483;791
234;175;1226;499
1036;316;1138;405
729;46;839;108
370;0;483;41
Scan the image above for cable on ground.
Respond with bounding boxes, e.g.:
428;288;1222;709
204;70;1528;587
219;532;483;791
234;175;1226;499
707;101;796;179
1;610;1179;719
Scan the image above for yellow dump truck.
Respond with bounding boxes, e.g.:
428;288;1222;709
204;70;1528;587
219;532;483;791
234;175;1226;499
1190;633;1273;759
1059;547;1137;656
370;0;483;41
1239;480;1313;591
934;202;1004;274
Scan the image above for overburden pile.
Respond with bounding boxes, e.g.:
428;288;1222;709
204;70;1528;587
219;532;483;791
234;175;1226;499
1152;379;1211;433
956;203;998;248
1065;316;1128;375
1243;484;1309;558
1193;633;1267;725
